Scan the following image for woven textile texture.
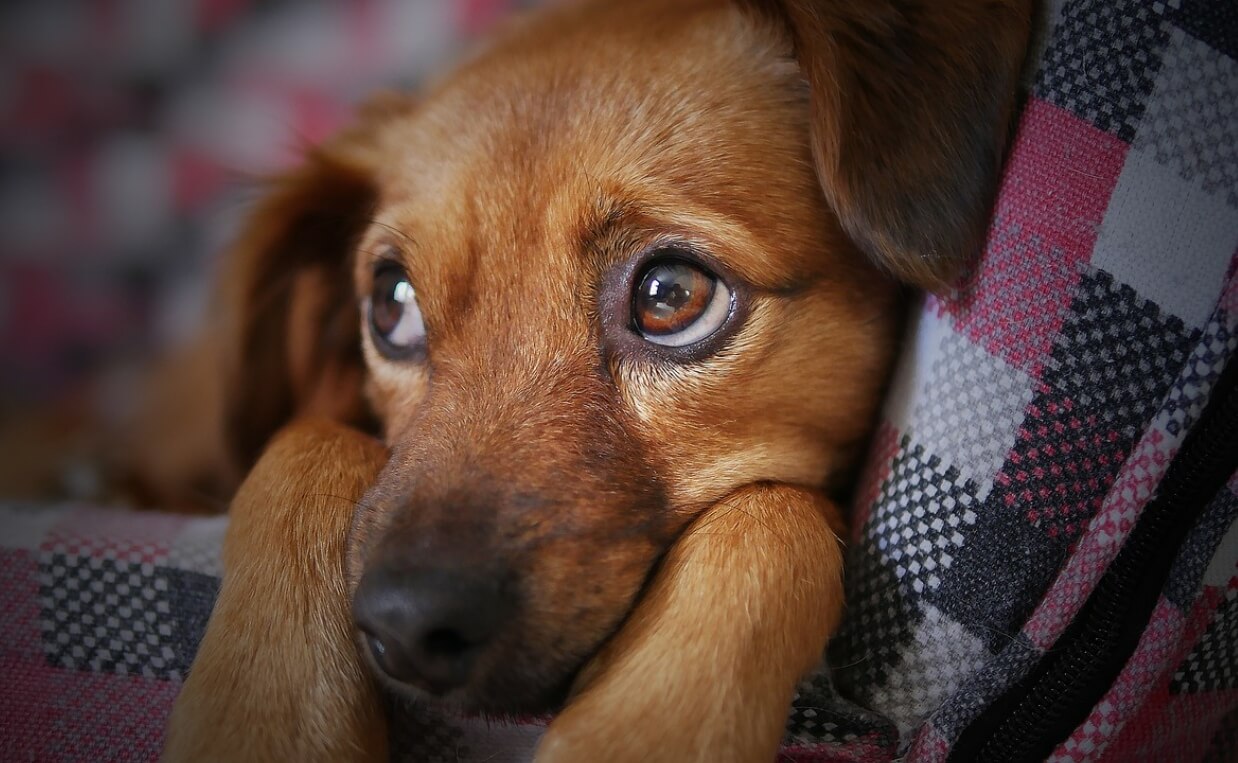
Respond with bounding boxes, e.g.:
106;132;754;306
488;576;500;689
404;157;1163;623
2;0;1236;760
0;0;519;402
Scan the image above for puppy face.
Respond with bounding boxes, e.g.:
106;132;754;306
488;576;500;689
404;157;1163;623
345;0;898;711
216;0;1030;715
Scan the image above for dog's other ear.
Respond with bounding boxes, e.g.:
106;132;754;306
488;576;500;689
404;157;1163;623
743;0;1033;291
219;93;412;470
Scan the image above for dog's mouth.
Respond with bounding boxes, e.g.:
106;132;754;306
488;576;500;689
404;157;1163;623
344;418;679;715
353;629;579;715
349;545;664;715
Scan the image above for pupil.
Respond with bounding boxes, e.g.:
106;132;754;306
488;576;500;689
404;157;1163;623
631;252;729;346
653;279;691;309
372;268;408;336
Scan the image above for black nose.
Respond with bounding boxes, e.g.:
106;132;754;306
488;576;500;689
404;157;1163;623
352;563;513;694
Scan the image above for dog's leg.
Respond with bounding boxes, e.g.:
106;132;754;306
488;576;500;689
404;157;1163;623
537;483;844;763
164;419;388;762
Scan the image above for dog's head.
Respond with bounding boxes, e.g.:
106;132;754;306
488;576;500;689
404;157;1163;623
219;0;1030;712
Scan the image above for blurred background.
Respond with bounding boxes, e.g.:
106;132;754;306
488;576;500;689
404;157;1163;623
0;0;531;410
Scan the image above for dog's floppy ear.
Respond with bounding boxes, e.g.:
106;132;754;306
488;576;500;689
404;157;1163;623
218;94;412;470
744;0;1032;291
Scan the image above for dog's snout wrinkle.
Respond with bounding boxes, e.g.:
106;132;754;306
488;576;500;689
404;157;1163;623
352;562;514;695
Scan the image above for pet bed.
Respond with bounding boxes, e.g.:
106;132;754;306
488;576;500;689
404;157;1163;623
2;0;1236;760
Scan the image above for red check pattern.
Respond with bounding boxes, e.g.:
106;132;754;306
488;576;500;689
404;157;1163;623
0;0;524;401
791;2;1238;760
2;0;1236;761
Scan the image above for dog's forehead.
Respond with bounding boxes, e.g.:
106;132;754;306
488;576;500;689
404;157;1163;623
365;0;836;287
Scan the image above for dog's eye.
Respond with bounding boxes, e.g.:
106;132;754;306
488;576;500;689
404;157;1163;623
632;256;731;347
368;262;426;358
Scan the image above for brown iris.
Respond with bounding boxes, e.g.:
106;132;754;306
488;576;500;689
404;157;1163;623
633;259;716;336
371;264;409;338
368;260;426;359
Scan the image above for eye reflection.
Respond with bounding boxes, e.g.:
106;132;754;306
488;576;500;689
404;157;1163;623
632;255;731;348
369;261;426;358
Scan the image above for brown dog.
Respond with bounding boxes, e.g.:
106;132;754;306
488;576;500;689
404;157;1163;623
162;0;1032;759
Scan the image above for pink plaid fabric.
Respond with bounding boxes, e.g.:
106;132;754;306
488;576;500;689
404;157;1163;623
1;0;1235;761
0;0;520;400
785;1;1238;760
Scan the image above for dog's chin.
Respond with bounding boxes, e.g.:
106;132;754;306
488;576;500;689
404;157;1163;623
355;633;579;716
387;675;573;718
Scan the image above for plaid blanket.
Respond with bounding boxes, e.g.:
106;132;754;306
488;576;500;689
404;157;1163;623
0;0;515;401
2;0;1236;760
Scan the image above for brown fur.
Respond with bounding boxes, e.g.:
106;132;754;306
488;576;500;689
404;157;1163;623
743;0;1033;291
164;420;388;761
538;486;846;761
163;0;1032;759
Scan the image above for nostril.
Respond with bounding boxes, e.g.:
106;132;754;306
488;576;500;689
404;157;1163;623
352;562;515;695
423;627;471;659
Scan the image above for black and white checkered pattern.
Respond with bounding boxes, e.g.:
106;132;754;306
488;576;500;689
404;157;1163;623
1135;28;1238;207
1036;0;1171;141
39;553;179;678
390;702;470;762
37;551;217;680
864;440;980;596
1172;587;1238;693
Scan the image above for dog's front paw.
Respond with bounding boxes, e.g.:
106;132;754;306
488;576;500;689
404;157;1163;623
163;420;389;762
535;484;844;763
